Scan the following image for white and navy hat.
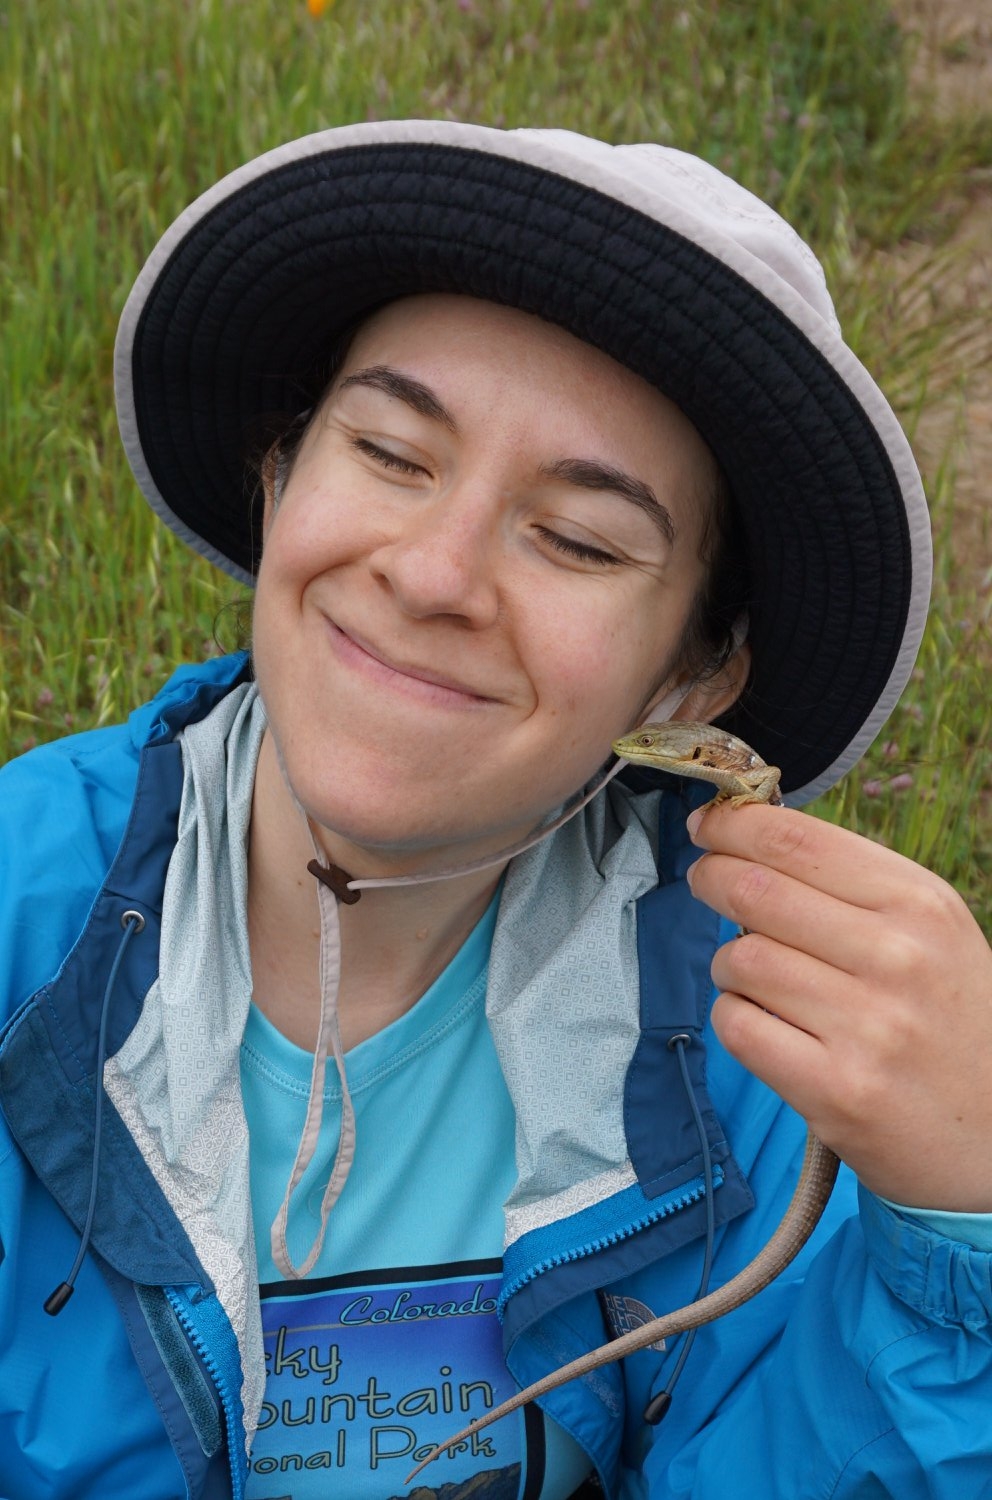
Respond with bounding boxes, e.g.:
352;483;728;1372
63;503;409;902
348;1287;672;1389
114;120;931;802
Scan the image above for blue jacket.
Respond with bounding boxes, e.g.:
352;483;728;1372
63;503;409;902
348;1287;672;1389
1;656;990;1499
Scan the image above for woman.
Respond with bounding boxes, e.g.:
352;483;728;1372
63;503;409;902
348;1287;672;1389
1;121;990;1499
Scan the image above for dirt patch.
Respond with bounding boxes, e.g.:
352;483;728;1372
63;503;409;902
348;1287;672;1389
886;0;992;586
893;0;992;119
886;188;992;580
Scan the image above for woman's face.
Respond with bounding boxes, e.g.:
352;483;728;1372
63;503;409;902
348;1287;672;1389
253;294;730;865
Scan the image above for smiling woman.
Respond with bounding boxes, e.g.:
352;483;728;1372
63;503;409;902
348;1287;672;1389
251;295;732;876
1;120;991;1500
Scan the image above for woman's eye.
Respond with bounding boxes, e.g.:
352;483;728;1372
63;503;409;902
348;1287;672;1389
536;526;621;567
351;437;426;476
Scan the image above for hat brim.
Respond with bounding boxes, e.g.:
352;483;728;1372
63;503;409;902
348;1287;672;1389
115;121;931;802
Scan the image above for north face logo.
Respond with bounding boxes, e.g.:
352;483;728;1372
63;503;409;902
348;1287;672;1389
600;1292;667;1352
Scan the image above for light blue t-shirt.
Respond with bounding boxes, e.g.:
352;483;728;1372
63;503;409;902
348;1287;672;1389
241;894;593;1499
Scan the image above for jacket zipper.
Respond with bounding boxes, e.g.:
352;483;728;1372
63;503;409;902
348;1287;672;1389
499;1168;722;1312
165;1286;246;1500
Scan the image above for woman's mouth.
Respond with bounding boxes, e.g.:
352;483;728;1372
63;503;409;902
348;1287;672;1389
325;618;498;709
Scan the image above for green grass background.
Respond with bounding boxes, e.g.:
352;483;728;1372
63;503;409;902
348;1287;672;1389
2;0;990;925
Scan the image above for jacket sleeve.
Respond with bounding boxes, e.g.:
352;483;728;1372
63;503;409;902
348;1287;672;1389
638;1130;992;1497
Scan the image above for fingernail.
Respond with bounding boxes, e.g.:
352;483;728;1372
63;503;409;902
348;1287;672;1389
686;809;703;841
686;857;698;890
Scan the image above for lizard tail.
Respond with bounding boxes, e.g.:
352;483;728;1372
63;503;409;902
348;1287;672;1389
405;1130;839;1485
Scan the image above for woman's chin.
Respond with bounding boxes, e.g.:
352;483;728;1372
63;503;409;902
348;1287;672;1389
301;791;555;880
263;730;583;881
298;795;483;868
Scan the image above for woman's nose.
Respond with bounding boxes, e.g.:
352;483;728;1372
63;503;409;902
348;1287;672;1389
370;493;501;626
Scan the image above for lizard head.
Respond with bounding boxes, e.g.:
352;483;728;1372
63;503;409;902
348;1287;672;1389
611;721;717;768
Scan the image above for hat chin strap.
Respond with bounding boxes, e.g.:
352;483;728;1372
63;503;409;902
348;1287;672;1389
271;683;691;1280
337;678;693;899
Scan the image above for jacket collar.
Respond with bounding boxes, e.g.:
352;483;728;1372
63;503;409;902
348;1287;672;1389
0;655;752;1310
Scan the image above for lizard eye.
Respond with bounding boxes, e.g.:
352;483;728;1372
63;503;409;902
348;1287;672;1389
637;734;653;746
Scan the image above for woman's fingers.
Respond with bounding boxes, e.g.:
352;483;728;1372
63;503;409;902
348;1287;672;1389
685;802;969;981
687;800;946;914
687;850;879;974
685;802;992;1212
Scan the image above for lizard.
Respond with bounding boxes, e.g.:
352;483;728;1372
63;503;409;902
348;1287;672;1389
405;722;840;1485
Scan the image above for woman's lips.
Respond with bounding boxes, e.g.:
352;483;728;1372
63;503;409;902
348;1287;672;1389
325;618;498;708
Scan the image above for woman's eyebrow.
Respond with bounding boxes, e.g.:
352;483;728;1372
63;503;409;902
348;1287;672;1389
334;372;675;542
541;457;676;544
337;365;458;431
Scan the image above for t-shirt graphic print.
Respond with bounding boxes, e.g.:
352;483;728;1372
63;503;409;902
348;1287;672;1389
247;1259;545;1499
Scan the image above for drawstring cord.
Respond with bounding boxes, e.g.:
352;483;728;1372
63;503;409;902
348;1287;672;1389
324;674;698;901
642;1032;716;1424
269;829;357;1280
337;757;628;898
45;908;146;1315
287;757;631;1277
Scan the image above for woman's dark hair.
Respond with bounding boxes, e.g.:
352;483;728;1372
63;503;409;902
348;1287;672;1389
671;460;750;692
255;322;363;512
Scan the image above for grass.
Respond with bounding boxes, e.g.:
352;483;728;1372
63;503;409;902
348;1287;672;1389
1;0;990;927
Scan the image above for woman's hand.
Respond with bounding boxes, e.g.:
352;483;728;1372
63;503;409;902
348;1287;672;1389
687;803;992;1213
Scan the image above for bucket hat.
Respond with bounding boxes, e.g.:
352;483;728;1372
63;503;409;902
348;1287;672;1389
114;119;931;803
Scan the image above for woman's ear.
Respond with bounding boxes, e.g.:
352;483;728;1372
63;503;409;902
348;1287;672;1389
642;642;752;727
673;641;752;723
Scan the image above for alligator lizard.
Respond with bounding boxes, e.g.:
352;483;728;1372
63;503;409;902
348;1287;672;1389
405;722;840;1485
